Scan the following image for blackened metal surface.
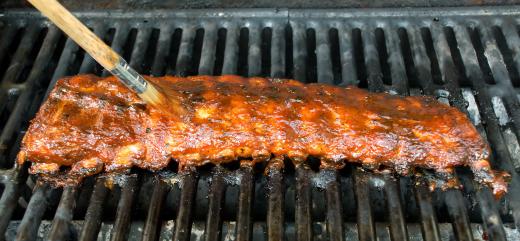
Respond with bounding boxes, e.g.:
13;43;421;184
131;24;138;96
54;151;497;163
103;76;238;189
2;0;520;9
0;6;520;241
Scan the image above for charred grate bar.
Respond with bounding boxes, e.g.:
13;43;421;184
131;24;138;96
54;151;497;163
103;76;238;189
1;6;520;241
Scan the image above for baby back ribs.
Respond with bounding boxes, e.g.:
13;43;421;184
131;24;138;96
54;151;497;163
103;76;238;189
17;75;508;196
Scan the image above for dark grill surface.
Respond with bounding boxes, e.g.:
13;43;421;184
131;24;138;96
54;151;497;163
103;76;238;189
1;6;520;241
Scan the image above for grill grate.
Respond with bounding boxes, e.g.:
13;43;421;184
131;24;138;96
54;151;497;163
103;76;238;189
1;6;520;241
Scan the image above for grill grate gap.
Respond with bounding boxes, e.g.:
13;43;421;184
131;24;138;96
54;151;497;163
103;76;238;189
397;27;421;89
467;26;497;85
213;28;227;76
305;28;317;83
121;28;138;65
261;27;272;77
191;28;205;76
420;27;444;86
443;26;473;88
237;27;249;77
65;43;87;77
165;28;183;75
329;28;342;85
491;26;520;87
370;184;389;222
375;28;392;86
0;27;25;81
352;28;368;88
140;28;160;75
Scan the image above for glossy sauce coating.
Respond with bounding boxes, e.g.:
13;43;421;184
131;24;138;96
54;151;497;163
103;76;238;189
18;75;508;196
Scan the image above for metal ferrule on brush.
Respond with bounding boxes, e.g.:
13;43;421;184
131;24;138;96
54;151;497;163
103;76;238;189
110;58;148;94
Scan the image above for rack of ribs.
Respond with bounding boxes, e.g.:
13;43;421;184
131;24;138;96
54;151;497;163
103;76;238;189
17;75;509;196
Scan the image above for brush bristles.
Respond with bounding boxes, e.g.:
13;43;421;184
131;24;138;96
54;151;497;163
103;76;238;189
138;84;185;116
138;84;164;106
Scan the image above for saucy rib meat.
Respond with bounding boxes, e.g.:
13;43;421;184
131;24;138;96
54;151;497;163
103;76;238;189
18;75;509;196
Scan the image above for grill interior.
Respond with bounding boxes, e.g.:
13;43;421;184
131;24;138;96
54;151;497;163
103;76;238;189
1;6;520;241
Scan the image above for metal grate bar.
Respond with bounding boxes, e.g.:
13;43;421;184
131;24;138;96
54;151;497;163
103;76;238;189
222;24;239;75
142;180;167;241
485;23;520;139
235;165;254;241
323;169;344;241
384;177;409;241
495;23;520;229
0;24;19;73
44;38;80;99
0;25;39;85
151;26;173;76
171;28;198;240
47;186;77;241
270;24;285;78
174;26;196;76
428;24;478;241
358;29;406;241
247;24;262;77
291;23;307;82
316;25;334;84
406;26;435;92
15;183;50;241
383;26;408;94
478;23;513;88
445;190;474;241
173;170;197;241
477;189;507;241
295;164;312;241
406;27;451;241
414;185;441;241
198;23;217;75
128;28;152;71
0;25;39;122
79;178;108;241
0;167;27;241
499;21;520;76
356;30;385;240
0;26;62;164
430;23;458;87
354;171;376;241
204;166;226;241
478;23;520;139
361;27;384;92
338;25;358;86
501;92;520;142
78;22;107;74
452;22;520;232
110;176;139;241
266;159;284;241
107;24;151;239
141;27;172;240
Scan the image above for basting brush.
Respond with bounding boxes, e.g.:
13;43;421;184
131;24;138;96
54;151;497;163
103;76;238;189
27;0;185;115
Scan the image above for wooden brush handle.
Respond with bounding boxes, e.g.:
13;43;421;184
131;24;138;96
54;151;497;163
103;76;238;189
28;0;120;70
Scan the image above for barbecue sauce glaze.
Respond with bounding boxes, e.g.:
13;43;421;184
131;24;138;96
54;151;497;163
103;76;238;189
17;75;509;197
